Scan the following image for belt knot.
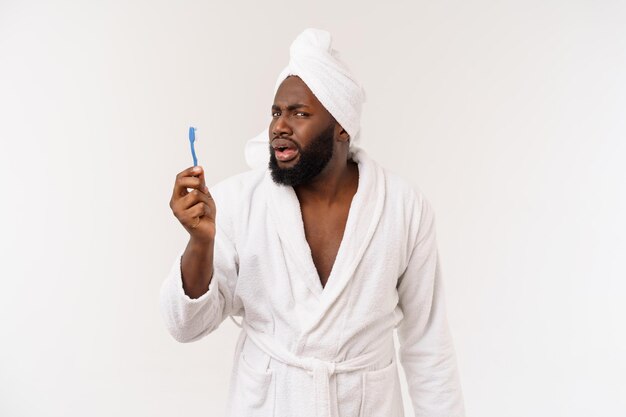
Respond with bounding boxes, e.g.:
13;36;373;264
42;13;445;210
307;357;336;376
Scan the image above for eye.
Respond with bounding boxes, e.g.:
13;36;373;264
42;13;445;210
296;111;309;117
272;111;280;117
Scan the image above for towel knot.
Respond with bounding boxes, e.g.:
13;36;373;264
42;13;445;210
290;28;332;58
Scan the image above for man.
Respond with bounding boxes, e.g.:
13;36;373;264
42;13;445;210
161;28;465;417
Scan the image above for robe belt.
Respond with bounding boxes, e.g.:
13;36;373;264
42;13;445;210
243;322;394;417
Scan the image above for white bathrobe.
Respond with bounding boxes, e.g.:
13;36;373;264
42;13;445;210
160;147;465;417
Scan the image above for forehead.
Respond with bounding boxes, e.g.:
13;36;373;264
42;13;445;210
273;76;322;107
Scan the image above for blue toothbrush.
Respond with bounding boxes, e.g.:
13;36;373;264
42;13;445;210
189;126;198;166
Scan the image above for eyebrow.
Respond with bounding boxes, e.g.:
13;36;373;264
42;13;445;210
271;103;310;111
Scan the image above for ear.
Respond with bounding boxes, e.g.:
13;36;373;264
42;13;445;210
335;124;350;143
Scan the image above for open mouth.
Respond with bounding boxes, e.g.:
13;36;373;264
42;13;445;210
272;139;300;162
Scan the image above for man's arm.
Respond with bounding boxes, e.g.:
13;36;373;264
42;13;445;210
181;238;214;299
159;165;239;343
396;196;466;417
168;165;217;299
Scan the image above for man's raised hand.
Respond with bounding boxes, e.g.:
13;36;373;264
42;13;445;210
169;166;216;245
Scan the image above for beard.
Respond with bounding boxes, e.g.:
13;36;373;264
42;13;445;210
269;124;335;186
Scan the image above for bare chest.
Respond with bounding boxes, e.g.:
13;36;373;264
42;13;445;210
300;204;351;288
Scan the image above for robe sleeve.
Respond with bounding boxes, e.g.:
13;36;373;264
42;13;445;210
396;196;466;417
159;220;240;343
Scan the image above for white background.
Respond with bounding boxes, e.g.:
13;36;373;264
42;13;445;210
1;1;625;416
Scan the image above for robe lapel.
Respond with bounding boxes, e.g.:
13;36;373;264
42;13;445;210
310;148;386;327
266;170;324;299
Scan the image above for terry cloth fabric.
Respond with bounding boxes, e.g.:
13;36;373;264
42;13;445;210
244;28;367;169
160;146;466;417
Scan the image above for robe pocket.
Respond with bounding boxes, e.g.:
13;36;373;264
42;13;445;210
359;357;404;417
233;352;274;413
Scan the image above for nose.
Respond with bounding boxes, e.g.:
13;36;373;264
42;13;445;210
272;113;293;137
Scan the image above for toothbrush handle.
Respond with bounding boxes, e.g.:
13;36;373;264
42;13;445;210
189;127;198;166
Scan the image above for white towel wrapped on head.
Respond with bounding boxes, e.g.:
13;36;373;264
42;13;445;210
244;28;366;169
